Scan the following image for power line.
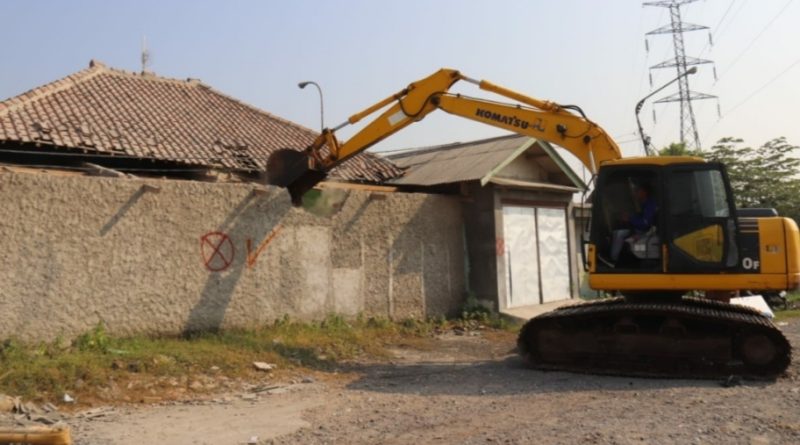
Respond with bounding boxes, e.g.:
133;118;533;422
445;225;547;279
715;0;795;84
720;56;800;119
613;131;639;139
713;0;748;42
616;138;645;145
713;0;738;30
697;0;738;57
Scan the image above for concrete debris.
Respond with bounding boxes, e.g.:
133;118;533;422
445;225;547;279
77;407;115;419
251;384;283;394
5;400;65;427
253;362;276;372
265;386;290;395
248;435;259;444
0;395;17;413
30;414;58;425
18;402;41;415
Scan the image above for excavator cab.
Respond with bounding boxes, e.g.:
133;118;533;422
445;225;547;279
590;158;740;277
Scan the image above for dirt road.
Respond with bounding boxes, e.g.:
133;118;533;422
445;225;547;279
73;323;800;444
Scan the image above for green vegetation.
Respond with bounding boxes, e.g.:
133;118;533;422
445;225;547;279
774;309;800;322
774;291;800;321
658;141;696;157
0;313;517;402
659;137;800;224
459;294;516;331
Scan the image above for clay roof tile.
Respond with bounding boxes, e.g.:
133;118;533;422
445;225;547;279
0;60;402;182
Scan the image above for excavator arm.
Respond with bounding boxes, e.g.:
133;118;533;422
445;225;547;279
266;68;622;204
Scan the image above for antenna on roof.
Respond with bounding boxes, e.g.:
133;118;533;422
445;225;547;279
141;36;151;74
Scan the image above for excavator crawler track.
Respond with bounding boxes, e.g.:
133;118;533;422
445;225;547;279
517;297;791;379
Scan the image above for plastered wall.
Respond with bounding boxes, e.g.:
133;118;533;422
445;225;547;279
0;171;465;341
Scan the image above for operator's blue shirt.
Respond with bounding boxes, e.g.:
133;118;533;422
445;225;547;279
630;197;657;232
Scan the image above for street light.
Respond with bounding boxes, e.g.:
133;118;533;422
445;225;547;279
298;81;324;132
635;66;697;156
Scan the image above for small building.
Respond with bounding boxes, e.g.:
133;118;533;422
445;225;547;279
388;134;586;316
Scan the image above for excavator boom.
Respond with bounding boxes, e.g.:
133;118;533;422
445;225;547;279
266;68;621;203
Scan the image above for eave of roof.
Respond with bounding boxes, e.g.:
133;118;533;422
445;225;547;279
489;177;580;193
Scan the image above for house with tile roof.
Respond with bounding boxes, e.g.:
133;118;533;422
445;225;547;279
0;60;402;183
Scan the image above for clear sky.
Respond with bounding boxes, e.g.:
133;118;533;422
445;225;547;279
2;0;799;164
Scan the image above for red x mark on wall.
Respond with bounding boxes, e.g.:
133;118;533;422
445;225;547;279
200;232;235;272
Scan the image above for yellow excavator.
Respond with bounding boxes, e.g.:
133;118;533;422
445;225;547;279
267;68;799;378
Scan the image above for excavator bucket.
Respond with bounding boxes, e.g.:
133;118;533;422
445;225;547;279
266;148;327;206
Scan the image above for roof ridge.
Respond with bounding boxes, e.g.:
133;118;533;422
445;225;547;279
0;60;107;117
0;60;214;118
98;63;206;88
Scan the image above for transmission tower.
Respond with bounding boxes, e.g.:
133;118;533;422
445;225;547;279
644;0;717;150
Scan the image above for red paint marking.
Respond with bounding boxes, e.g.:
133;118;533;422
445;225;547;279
246;225;283;268
200;232;235;272
495;238;505;257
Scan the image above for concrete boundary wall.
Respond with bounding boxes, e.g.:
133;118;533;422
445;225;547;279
0;171;465;341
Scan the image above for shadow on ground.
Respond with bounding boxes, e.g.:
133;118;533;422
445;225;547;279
343;353;774;396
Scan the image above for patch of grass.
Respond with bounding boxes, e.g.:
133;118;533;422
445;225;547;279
775;309;800;322
772;291;800;321
0;315;483;403
459;295;519;331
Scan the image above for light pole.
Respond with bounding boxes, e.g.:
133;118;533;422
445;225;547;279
635;66;697;156
298;81;324;132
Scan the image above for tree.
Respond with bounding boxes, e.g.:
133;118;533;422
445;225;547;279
705;137;800;223
660;137;800;223
658;142;696;157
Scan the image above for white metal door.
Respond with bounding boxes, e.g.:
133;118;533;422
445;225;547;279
502;206;540;308
536;207;571;303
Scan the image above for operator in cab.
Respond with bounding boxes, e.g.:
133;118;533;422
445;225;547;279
610;183;658;264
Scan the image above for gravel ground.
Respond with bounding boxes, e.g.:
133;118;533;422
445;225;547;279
23;320;800;444
274;323;800;445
